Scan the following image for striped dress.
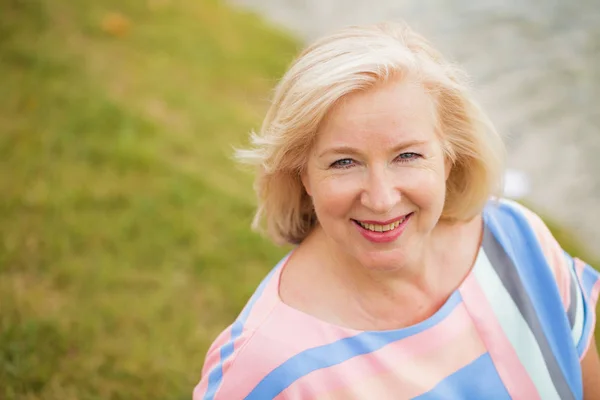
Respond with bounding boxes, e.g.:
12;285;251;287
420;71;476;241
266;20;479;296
194;199;600;399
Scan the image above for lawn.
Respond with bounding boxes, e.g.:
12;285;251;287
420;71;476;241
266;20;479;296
0;0;596;399
0;0;296;398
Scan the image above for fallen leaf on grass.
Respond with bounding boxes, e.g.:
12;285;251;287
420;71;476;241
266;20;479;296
101;12;131;37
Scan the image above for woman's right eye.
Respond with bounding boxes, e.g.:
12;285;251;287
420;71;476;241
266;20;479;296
330;158;355;169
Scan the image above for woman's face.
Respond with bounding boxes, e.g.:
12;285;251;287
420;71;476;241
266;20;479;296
302;79;451;271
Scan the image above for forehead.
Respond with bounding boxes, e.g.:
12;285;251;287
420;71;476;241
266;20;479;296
316;79;438;147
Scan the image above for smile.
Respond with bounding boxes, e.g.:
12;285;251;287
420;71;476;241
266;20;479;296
356;217;406;232
352;213;413;243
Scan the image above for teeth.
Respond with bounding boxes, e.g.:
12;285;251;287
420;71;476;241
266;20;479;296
358;217;405;232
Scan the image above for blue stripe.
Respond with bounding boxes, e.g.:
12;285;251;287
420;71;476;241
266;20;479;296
412;353;511;400
576;262;599;356
203;256;288;400
482;225;571;399
244;291;463;400
484;201;581;399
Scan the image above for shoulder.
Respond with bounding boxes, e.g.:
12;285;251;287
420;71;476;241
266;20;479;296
484;198;600;358
483;199;590;290
194;254;312;399
481;199;578;334
484;198;549;239
193;320;288;400
483;198;566;278
194;301;342;400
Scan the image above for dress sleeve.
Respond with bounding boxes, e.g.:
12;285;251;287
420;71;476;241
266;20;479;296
193;324;296;400
193;327;231;400
512;201;600;359
193;325;253;400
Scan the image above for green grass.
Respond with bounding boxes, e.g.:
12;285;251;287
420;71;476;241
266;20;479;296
0;1;597;399
0;0;297;398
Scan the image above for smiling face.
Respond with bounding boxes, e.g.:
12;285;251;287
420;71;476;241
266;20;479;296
302;78;451;271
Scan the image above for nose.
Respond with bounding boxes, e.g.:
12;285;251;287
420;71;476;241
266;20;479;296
360;166;401;214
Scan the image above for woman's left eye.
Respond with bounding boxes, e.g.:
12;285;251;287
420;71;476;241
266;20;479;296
396;152;421;162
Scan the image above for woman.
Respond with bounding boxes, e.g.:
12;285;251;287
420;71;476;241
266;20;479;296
194;22;600;399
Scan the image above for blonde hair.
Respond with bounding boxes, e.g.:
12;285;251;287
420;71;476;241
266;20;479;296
237;22;505;245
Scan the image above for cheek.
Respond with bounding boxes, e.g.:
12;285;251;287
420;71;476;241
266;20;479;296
398;169;447;207
311;175;359;219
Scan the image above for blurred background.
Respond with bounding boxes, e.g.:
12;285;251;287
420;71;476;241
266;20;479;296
0;0;598;399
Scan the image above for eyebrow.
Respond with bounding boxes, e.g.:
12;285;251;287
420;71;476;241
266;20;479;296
317;139;429;158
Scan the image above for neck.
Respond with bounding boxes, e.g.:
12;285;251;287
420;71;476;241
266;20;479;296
303;227;438;328
296;217;481;330
310;221;447;287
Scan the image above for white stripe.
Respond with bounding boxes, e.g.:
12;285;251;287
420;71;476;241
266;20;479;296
566;254;584;345
474;249;560;400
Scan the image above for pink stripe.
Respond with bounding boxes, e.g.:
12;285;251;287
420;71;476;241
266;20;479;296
583;279;600;356
460;273;541;399
193;381;208;399
214;301;358;398
590;276;600;305
577;261;600;360
242;272;281;330
274;304;483;399
195;327;233;400
194;256;292;399
200;326;233;376
514;201;571;309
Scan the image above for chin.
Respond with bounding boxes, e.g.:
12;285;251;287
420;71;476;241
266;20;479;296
354;247;410;272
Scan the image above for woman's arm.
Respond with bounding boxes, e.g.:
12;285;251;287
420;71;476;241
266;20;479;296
582;337;600;399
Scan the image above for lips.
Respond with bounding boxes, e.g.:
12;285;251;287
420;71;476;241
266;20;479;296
352;213;413;243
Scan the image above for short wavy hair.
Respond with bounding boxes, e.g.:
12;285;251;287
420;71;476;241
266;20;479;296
236;22;505;245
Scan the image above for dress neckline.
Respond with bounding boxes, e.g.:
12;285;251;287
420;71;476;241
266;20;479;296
269;209;490;334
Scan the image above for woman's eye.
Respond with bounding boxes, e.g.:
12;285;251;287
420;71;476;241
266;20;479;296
330;158;355;169
396;152;420;162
